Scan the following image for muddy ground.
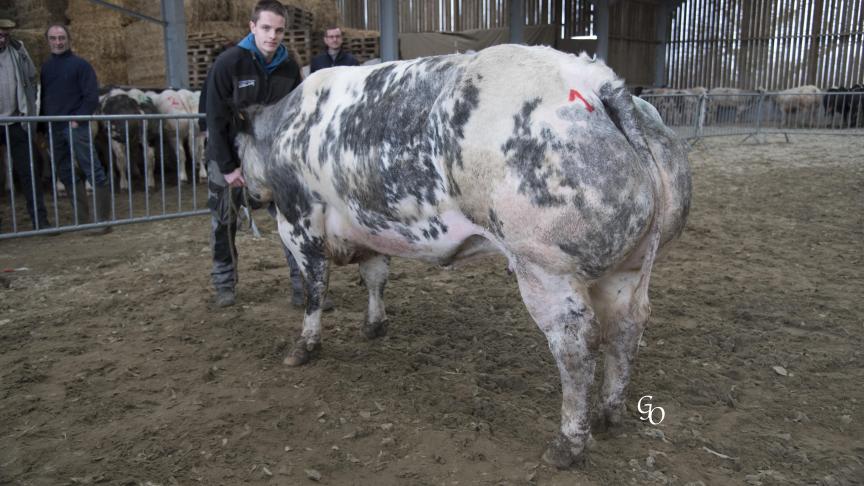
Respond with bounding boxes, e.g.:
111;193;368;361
1;135;862;485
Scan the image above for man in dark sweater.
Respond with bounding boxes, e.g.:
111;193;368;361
310;26;359;74
40;24;111;233
205;0;333;310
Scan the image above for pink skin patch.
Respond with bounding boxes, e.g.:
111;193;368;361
569;89;595;112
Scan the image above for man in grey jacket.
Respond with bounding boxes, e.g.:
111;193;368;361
0;18;50;231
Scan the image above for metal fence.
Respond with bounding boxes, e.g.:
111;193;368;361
1;113;208;239
640;90;864;140
4;93;862;238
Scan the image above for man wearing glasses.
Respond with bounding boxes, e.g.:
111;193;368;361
310;26;358;74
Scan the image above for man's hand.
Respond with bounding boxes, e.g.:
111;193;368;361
224;168;246;188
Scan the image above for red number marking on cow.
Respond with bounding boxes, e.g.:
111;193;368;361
569;89;595;112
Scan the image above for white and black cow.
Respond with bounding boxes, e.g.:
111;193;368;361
237;45;691;467
98;90;162;191
150;89;206;182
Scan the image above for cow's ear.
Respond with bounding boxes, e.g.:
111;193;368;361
237;105;262;133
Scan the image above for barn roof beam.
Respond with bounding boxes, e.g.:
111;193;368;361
85;0;165;25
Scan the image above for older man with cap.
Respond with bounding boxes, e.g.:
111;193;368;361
0;18;50;232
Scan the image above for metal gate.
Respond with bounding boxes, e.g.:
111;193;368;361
640;89;864;139
1;113;208;239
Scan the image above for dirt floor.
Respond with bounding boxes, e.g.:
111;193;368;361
1;135;862;485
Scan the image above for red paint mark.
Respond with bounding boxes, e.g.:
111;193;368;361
569;89;595;112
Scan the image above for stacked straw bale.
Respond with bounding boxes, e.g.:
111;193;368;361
127;0;327;87
10;0;342;87
124;21;165;88
11;0;68;29
11;29;52;72
65;0;131;85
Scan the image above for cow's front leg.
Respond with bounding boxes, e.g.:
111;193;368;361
275;208;329;366
195;133;207;182
169;131;189;183
111;140;129;191
516;265;600;468
146;146;156;190
358;254;390;339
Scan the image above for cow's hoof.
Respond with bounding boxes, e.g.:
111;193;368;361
362;319;388;339
594;403;625;432
541;433;586;469
283;339;320;366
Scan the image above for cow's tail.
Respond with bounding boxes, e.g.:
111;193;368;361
598;83;664;307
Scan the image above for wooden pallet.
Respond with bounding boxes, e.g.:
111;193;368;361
187;32;231;89
344;36;379;63
186;28;313;85
285;5;314;30
283;29;312;67
310;34;380;65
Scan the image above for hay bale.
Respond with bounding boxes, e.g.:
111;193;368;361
65;0;132;85
293;0;337;31
229;0;334;31
124;20;164;87
10;28;52;70
12;0;68;29
71;26;126;59
190;21;249;44
66;21;129;85
123;0;232;24
229;0;259;23
185;0;233;23
66;0;132;28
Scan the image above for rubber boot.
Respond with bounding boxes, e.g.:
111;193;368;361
70;182;90;226
88;184;113;235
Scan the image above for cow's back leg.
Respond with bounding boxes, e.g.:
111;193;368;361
592;229;660;430
515;264;600;468
358;254;390;339
590;270;651;430
275;208;330;366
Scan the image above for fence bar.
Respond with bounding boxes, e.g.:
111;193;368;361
3;125;17;232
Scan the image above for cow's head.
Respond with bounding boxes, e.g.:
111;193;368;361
100;94;145;144
234;104;275;203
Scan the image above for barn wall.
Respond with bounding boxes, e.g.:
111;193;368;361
607;0;663;87
335;0;559;32
667;0;864;90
